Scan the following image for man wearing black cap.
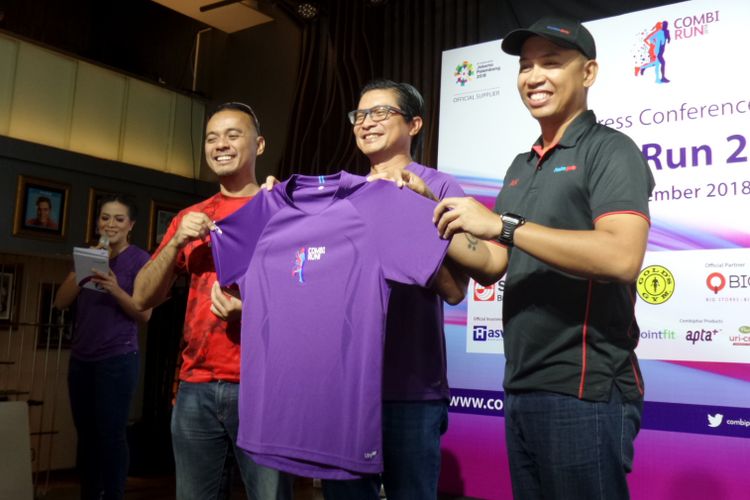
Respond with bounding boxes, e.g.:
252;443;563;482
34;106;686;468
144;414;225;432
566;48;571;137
434;17;654;499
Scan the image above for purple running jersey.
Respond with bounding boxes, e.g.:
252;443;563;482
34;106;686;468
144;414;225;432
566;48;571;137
211;171;450;479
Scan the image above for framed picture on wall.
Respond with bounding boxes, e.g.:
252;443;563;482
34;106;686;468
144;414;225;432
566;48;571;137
84;188;120;247
0;264;23;326
13;176;70;240
36;282;73;349
148;201;182;252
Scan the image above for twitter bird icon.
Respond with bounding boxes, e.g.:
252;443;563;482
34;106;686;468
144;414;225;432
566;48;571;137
707;413;723;428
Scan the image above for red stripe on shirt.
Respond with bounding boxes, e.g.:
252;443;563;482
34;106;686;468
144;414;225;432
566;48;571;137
578;280;594;398
593;210;651;225
630;355;644;395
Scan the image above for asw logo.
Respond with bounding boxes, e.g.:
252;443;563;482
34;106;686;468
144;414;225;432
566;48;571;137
473;325;502;341
707;413;723;428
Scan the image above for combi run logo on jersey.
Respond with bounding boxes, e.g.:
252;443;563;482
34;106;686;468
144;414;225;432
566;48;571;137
292;246;326;284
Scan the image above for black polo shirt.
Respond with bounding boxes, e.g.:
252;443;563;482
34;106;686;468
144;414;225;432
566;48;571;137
494;110;655;402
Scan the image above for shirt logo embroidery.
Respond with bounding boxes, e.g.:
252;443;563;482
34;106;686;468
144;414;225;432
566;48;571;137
292;246;326;284
553;165;577;173
509;179;520;187
364;450;378;460
307;246;326;261
292;247;306;283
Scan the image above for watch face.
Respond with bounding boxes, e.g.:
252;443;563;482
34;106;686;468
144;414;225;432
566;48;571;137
502;213;524;225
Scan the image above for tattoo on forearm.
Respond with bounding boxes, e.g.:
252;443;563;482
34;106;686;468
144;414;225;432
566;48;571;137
465;234;478;251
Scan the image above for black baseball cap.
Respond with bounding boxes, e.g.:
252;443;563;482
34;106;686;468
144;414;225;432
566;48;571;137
501;16;596;60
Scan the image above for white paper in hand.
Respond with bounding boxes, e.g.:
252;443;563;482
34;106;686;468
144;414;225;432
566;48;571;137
73;247;110;292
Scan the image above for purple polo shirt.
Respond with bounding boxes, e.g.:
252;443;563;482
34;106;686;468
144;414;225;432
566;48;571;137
382;163;465;401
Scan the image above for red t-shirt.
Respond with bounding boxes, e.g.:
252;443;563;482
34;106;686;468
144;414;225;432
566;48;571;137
153;192;252;383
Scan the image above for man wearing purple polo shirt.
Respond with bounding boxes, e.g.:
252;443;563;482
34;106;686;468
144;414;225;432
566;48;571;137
319;79;468;499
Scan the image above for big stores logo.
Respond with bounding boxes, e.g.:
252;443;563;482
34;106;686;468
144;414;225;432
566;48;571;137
704;270;750;303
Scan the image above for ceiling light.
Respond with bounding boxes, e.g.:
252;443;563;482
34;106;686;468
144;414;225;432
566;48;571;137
296;2;318;20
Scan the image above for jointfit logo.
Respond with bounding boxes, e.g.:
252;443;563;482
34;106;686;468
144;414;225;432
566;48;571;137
453;60;475;86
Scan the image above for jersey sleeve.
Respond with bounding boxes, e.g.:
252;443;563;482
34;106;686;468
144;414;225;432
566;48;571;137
357;182;450;287
587;132;655;222
434;172;466;200
210;193;271;287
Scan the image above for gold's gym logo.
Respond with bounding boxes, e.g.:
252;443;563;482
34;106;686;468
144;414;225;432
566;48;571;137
637;265;675;304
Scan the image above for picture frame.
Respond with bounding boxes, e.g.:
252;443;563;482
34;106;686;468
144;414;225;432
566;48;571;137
0;264;22;326
148;201;182;252
36;282;73;350
12;176;70;240
84;188;120;247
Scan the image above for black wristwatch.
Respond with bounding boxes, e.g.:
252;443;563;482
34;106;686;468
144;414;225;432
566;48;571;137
497;212;526;246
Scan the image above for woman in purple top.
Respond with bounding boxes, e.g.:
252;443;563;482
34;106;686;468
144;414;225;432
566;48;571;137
54;194;152;500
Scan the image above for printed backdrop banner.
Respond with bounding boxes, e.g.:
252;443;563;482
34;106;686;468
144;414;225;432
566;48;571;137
437;1;750;499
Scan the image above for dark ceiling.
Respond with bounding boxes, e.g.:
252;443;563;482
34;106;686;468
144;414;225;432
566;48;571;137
0;0;683;97
0;0;209;93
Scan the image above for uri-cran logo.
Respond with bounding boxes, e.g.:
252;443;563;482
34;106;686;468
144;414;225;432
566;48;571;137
454;60;475;86
637;265;675;304
707;413;723;428
731;326;750;347
633;20;672;84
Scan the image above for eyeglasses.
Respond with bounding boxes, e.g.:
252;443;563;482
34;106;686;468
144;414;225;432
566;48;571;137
347;105;407;125
216;102;261;134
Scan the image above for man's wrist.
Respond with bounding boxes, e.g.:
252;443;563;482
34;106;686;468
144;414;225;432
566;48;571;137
497;212;526;246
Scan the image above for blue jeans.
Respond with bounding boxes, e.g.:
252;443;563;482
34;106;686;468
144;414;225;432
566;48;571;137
322;400;448;500
171;381;293;500
68;351;139;500
504;387;642;500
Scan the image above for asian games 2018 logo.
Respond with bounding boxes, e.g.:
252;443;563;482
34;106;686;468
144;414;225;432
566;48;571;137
454;60;475;86
633;20;672;84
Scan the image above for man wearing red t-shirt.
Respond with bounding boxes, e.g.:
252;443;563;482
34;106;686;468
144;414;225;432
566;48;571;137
133;102;292;500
